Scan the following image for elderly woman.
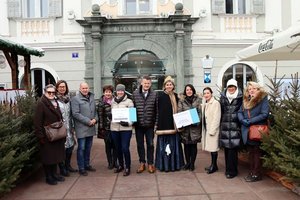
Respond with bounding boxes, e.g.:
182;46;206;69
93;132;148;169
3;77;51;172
56;80;77;177
97;85;118;170
202;87;221;174
220;79;243;178
178;84;202;171
34;84;66;185
238;81;269;182
155;76;184;172
110;84;134;176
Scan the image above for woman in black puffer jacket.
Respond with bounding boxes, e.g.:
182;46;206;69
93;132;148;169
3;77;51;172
219;79;243;179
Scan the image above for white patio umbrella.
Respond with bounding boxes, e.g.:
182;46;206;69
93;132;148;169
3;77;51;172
236;24;300;61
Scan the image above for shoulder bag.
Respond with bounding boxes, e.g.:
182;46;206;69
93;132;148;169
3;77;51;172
248;110;269;141
44;121;67;142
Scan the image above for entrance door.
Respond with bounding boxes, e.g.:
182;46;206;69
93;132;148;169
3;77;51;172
20;69;56;96
113;50;166;94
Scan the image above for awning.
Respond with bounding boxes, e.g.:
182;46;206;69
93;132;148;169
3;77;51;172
236;24;300;61
0;36;44;57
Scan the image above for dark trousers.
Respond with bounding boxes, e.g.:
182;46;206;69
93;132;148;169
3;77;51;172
183;144;198;166
104;130;118;167
224;147;238;176
111;130;132;169
135;127;154;165
248;145;262;176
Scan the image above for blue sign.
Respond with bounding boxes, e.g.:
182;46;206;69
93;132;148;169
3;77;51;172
204;72;211;83
72;52;79;58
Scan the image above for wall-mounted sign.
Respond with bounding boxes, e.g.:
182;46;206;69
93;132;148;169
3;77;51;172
202;55;214;69
204;71;211;83
72;52;79;58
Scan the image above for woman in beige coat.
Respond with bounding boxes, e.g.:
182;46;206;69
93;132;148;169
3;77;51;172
202;87;221;174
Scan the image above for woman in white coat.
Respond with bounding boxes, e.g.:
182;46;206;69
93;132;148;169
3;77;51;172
202;87;221;174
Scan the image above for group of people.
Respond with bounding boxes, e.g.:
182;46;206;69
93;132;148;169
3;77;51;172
34;75;269;185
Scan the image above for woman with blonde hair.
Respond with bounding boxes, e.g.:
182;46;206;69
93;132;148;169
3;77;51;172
155;76;184;172
238;81;269;182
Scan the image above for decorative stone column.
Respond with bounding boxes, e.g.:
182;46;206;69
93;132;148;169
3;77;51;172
170;3;188;93
90;4;106;99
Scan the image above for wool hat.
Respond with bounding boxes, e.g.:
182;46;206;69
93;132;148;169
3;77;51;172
116;84;125;92
226;79;238;88
163;76;175;86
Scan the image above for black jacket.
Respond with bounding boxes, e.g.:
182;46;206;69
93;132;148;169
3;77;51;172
132;86;158;128
97;95;112;131
219;89;243;148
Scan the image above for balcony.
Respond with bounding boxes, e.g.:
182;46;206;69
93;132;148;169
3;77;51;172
16;18;55;42
220;15;256;33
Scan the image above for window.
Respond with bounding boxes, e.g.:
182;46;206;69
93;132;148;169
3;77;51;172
125;0;151;15
212;0;264;15
24;0;49;18
222;63;256;90
7;0;62;18
225;0;245;14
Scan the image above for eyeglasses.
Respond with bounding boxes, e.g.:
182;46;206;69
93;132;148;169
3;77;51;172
46;91;56;95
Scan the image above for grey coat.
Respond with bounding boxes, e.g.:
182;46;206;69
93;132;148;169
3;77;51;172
71;92;98;139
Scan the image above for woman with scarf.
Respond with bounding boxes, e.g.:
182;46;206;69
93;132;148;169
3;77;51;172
155;76;184;172
238;81;269;182
178;84;202;171
220;79;243;178
110;84;134;176
97;85;118;170
202;87;221;174
56;80;77;176
34;84;66;185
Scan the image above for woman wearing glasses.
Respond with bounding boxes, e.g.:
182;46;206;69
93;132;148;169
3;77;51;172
34;84;66;185
56;80;78;177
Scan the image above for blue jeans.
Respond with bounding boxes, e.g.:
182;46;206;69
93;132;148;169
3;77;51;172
135;127;154;164
111;130;132;169
77;136;93;171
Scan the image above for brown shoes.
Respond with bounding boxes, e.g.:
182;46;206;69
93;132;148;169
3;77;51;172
136;163;146;173
148;164;156;173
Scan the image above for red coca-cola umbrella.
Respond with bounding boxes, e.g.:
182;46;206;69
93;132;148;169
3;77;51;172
236;24;300;61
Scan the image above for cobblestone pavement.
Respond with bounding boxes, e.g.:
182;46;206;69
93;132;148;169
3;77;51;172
2;136;299;200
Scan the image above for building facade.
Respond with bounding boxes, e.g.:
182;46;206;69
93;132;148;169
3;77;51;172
0;0;299;98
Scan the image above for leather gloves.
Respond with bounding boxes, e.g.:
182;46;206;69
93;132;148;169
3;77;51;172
242;119;250;127
120;121;129;127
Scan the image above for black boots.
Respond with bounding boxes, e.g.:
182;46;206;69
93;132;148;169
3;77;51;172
59;162;70;177
44;164;65;185
44;165;57;185
183;144;197;171
205;152;218;174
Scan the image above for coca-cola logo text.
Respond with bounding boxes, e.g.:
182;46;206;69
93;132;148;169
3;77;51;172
258;39;274;53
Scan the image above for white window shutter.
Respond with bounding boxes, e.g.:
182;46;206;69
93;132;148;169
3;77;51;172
251;0;265;14
7;0;21;18
48;0;62;17
211;0;225;14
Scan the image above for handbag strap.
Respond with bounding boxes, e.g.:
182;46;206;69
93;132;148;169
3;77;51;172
247;109;251;119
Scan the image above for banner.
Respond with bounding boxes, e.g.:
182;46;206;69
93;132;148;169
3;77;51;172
112;107;137;122
173;108;200;128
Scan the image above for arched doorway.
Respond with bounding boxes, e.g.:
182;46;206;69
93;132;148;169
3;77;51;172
222;63;256;91
20;68;56;97
113;50;166;94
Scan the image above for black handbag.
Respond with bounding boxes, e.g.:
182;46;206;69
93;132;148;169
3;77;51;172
44;121;67;142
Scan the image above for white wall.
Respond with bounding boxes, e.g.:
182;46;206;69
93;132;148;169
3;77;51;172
265;0;282;31
0;0;10;36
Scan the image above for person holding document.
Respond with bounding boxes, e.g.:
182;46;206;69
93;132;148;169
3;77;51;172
178;84;202;171
110;84;134;176
155;76;184;172
202;87;221;174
